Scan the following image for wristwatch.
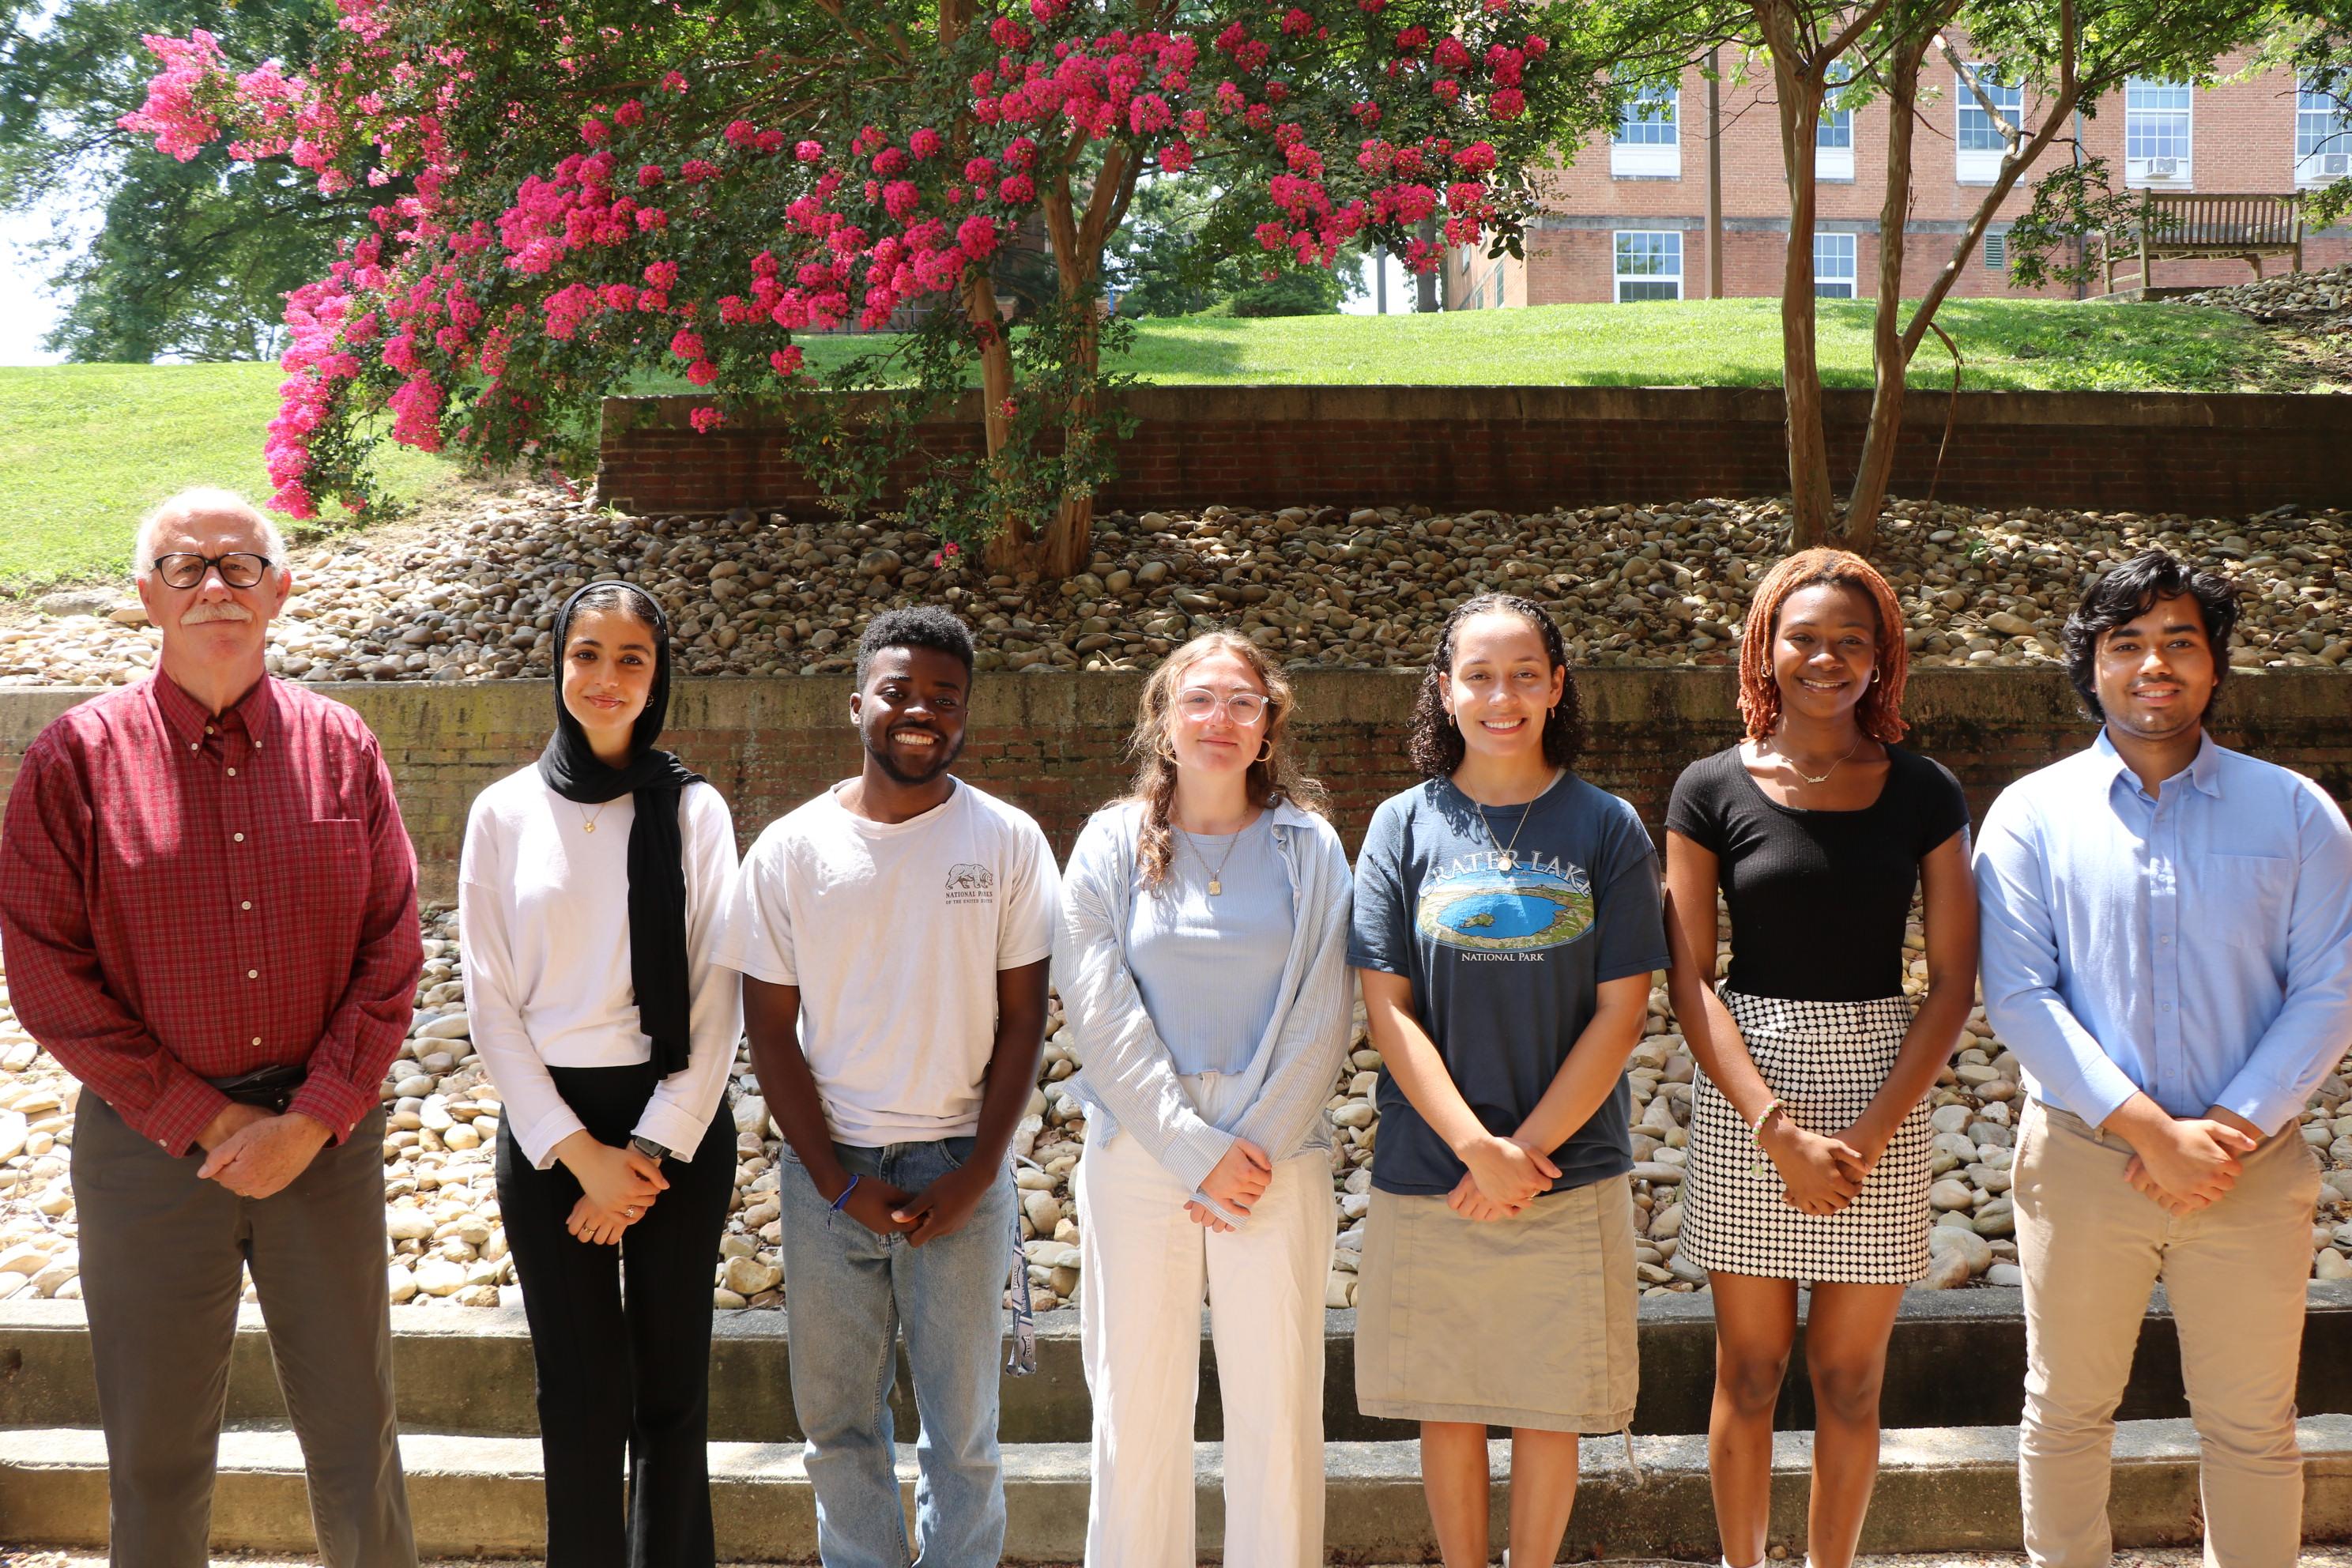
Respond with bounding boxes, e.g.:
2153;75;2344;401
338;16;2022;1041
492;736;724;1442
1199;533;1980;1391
628;1135;673;1164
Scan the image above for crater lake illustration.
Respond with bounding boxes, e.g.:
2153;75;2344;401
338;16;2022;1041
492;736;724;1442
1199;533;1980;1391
1415;865;1595;952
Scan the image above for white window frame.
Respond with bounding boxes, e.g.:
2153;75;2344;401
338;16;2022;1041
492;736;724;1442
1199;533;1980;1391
2297;77;2352;187
1614;230;1683;302
2124;77;2193;187
1814;232;1856;299
1954;66;2022;185
1611;84;1682;179
1816;68;1855;182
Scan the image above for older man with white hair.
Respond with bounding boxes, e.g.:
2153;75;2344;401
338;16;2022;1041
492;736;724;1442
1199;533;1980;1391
0;487;422;1566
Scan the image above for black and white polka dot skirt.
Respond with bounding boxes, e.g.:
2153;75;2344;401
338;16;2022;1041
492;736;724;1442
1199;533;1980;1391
1679;987;1933;1286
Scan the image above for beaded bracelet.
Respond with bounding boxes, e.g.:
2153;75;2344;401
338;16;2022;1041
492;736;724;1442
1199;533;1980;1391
1747;1099;1786;1146
829;1174;861;1212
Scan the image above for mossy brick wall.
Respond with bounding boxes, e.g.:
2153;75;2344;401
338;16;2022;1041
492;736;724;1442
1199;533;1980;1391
595;386;2352;522
3;668;2346;906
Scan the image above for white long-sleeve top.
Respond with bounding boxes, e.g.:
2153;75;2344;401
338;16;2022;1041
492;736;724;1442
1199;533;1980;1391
458;767;742;1168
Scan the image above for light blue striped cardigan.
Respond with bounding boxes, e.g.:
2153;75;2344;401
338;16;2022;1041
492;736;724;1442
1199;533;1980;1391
1052;798;1356;1227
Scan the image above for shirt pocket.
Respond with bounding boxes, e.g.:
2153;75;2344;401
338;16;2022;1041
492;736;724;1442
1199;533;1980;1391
2202;854;2293;951
279;820;368;938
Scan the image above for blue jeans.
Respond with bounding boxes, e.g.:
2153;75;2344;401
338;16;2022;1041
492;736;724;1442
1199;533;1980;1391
778;1137;1016;1568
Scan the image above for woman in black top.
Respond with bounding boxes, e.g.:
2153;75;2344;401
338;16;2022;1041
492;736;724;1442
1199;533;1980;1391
1661;548;1979;1568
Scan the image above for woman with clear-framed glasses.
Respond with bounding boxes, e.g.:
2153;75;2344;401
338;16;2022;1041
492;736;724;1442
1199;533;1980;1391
1052;631;1355;1568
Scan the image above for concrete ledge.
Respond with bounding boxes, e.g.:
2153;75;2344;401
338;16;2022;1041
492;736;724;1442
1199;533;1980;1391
8;1284;2351;1447
7;668;2349;904
6;1416;2349;1559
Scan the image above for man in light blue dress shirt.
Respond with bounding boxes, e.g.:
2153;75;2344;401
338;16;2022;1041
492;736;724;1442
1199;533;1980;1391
1975;551;2352;1568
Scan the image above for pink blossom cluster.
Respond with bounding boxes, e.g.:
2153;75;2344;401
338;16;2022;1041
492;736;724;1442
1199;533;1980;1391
119;31;230;161
123;0;1559;507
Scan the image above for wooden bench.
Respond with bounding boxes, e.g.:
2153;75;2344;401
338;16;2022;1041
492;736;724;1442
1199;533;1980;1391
2101;191;2304;294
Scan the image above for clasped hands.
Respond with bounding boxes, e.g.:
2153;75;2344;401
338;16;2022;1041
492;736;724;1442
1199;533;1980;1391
1184;1139;1276;1233
560;1136;670;1245
822;1160;996;1246
1446;1133;1561;1222
195;1102;330;1199
2122;1111;2262;1217
1759;1115;1886;1216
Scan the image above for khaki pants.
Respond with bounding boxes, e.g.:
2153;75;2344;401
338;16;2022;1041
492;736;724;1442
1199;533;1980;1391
2014;1097;2320;1568
72;1093;413;1568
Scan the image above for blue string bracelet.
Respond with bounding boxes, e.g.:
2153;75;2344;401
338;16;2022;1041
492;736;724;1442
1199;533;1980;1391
829;1174;860;1212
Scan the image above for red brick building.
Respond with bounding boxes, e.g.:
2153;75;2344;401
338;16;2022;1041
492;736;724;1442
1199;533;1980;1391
1448;51;2352;307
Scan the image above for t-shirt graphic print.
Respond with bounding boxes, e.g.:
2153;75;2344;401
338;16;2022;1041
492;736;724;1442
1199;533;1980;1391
1415;849;1594;955
1350;771;1668;1197
944;862;996;905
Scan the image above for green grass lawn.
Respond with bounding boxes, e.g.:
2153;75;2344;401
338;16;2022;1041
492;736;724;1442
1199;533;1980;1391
0;363;459;591
0;296;2289;590
792;296;2291;393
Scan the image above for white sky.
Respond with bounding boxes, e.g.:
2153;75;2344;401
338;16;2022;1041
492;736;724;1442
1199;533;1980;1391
1342;249;1412;315
1;202;67;364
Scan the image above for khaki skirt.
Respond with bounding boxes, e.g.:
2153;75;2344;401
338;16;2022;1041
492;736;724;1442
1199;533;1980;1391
1353;1175;1639;1432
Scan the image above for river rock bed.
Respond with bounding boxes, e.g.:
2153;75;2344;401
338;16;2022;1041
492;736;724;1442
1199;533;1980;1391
2182;261;2352;337
5;910;2351;1314
4;484;2347;686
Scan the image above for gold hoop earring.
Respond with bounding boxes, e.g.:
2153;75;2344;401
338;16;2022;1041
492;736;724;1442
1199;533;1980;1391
1255;739;1273;764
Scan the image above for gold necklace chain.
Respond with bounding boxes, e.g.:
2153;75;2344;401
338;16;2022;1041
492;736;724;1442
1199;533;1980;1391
575;800;612;835
1466;770;1555;870
1766;734;1865;786
1175;816;1247;896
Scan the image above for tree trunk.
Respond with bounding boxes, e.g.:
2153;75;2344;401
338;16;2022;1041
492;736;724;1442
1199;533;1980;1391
1841;33;1928;553
968;270;1038;576
1847;0;2076;547
1416;218;1439;311
987;146;1132;581
1041;297;1099;582
1757;2;1833;547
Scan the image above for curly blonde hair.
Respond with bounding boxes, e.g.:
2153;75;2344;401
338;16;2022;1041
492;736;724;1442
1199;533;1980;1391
1126;631;1327;888
1736;548;1912;742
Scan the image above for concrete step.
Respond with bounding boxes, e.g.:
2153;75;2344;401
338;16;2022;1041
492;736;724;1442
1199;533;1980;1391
4;1415;2349;1560
7;1283;2351;1446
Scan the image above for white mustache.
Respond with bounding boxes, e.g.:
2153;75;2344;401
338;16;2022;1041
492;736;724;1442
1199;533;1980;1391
180;601;254;626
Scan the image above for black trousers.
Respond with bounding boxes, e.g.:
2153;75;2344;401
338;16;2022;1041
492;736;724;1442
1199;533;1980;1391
495;1063;736;1568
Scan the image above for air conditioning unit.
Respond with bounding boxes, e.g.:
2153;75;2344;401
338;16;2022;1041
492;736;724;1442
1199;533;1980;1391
2149;156;2180;177
2324;153;2352;176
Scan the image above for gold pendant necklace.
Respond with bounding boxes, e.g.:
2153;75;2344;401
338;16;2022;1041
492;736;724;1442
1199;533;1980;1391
1176;819;1246;896
1468;770;1553;870
1770;734;1865;786
576;801;610;835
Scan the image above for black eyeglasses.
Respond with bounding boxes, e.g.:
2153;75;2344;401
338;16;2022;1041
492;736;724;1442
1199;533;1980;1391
152;552;273;590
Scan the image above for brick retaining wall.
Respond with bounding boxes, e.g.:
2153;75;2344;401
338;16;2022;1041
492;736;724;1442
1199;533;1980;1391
5;669;2346;905
595;386;2352;522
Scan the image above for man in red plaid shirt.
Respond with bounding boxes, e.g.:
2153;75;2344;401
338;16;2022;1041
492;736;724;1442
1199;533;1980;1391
0;487;422;1567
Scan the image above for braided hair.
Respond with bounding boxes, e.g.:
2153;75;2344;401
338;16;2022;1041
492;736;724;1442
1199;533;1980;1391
1736;548;1911;743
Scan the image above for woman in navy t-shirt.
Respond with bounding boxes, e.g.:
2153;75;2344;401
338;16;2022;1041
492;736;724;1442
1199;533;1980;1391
1350;593;1667;1568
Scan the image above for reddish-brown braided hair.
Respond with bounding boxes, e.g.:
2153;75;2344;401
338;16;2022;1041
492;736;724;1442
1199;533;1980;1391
1736;548;1911;742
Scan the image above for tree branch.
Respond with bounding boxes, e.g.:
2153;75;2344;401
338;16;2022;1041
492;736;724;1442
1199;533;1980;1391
1937;34;2020;154
1821;0;1900;77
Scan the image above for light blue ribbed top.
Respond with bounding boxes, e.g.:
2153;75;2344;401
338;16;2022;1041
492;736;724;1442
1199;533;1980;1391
1125;812;1295;1079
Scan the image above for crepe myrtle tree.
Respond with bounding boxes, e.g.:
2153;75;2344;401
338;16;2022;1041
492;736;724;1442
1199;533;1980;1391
124;0;1609;578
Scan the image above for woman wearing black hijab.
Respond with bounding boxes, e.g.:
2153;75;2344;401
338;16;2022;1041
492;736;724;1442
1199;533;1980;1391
458;580;742;1567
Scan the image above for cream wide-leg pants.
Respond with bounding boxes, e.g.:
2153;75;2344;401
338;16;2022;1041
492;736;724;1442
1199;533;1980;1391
1074;1072;1337;1568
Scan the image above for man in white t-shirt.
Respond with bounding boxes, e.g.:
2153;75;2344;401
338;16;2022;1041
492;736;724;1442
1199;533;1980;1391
711;605;1057;1568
